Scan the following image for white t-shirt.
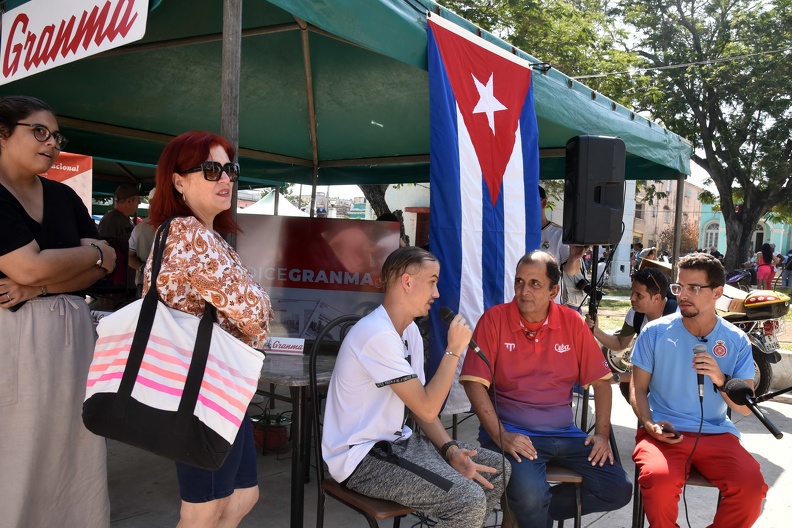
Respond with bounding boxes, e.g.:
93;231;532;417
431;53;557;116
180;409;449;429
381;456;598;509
540;221;570;267
540;221;570;304
322;305;425;482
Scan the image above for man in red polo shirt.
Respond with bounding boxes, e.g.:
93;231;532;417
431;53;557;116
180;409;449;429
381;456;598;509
460;250;631;528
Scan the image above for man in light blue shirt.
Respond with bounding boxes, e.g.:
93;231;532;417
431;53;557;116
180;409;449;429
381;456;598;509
630;253;767;528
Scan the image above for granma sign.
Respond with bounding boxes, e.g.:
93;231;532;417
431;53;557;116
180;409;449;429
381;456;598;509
1;0;147;84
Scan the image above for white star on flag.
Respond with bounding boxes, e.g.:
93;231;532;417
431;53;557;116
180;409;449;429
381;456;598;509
471;73;507;134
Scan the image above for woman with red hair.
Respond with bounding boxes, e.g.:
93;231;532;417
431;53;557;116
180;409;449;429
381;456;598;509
145;131;273;528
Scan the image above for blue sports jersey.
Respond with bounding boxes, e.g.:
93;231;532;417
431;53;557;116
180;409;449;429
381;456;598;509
631;313;754;437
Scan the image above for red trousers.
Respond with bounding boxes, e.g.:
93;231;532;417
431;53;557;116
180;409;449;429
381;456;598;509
633;429;767;528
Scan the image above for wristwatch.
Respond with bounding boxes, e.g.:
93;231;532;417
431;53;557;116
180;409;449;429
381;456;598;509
716;375;732;393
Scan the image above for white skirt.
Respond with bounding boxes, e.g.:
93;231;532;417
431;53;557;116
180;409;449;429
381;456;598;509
0;295;110;528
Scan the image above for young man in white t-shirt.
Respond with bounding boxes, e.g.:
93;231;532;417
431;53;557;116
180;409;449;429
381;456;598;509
322;247;509;527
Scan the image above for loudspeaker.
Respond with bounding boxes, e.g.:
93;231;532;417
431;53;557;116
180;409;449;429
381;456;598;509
563;135;626;245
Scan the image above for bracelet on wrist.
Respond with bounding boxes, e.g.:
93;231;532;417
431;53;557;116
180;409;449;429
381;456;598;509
444;350;459;359
440;440;460;461
89;243;104;267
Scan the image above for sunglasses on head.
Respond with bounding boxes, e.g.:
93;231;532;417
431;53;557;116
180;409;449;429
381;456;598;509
182;161;240;182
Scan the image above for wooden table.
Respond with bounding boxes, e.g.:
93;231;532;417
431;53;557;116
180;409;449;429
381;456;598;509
259;354;336;528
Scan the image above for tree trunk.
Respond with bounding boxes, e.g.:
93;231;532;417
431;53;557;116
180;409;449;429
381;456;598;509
722;207;764;272
359;184;390;217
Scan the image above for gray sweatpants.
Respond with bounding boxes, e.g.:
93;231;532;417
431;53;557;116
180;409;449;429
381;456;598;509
345;434;510;528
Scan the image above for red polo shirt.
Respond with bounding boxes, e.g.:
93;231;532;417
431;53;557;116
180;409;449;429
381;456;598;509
460;300;610;434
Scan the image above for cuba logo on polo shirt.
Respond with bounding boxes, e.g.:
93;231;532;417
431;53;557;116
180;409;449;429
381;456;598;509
555;343;571;353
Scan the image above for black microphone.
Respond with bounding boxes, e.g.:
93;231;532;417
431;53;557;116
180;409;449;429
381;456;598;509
693;343;707;401
725;378;784;439
439;306;492;370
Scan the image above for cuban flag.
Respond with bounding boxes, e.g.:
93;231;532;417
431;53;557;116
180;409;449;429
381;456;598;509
427;15;541;414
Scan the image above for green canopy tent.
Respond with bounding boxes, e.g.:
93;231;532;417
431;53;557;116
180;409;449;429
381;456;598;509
0;0;691;199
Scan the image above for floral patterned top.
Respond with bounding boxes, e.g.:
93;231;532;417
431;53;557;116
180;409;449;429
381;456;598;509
143;216;273;349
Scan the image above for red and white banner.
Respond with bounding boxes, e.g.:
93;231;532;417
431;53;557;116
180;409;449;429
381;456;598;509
1;0;148;84
236;216;400;340
41;152;93;212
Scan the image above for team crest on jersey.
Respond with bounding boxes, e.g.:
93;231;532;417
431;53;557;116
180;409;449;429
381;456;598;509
712;341;727;357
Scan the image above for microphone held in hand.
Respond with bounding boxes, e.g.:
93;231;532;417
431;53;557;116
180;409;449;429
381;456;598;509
725;378;783;439
693;344;708;401
439;307;491;370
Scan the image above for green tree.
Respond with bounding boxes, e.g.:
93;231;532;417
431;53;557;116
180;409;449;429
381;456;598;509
439;1;640;98
617;0;792;269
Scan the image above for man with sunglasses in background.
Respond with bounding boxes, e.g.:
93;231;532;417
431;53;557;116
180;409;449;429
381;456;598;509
630;253;767;528
586;267;678;401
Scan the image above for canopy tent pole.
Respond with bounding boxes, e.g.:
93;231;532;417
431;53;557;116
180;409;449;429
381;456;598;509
296;16;321;217
671;172;685;278
221;0;242;246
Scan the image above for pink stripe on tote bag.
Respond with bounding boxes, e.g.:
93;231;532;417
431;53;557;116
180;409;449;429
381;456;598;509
83;218;264;470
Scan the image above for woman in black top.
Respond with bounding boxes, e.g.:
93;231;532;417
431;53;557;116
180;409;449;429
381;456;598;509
0;96;117;526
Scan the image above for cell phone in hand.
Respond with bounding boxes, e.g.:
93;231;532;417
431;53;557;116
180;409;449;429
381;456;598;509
661;424;681;439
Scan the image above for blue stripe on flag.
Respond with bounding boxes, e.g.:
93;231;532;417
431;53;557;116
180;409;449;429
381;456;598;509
428;26;462;381
481;180;505;309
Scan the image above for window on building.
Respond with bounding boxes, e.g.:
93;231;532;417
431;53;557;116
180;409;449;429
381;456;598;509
704;222;720;249
635;202;644;219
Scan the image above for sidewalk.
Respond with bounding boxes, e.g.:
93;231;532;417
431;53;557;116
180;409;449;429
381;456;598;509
108;380;792;527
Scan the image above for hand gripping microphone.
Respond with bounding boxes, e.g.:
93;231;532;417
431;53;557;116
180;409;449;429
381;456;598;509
693;343;708;401
439;307;491;371
725;378;784;439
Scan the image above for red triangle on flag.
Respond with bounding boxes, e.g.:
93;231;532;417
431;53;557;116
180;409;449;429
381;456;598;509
430;19;532;205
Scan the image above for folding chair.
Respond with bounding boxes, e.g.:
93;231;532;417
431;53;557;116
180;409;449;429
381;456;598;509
309;314;415;528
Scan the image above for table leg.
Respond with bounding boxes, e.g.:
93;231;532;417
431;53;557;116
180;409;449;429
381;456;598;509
289;386;306;528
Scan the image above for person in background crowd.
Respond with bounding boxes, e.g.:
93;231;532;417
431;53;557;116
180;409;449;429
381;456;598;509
99;182;139;297
0;95;116;527
145;131;274;528
781;249;792;289
99;183;139;240
586;268;678;401
754;243;779;290
538;186;584;305
128;187;157;298
323;246;509;527
630;253;767;527
315;206;328;218
461;250;632;528
632;242;644;274
709;246;723;260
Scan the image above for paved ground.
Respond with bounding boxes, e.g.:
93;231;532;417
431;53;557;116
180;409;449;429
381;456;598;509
109;361;792;528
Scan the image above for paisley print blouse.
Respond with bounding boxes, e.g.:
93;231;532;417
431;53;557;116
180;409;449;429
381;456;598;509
143;216;273;349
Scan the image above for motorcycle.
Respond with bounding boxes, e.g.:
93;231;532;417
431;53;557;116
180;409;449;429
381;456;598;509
602;289;789;396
